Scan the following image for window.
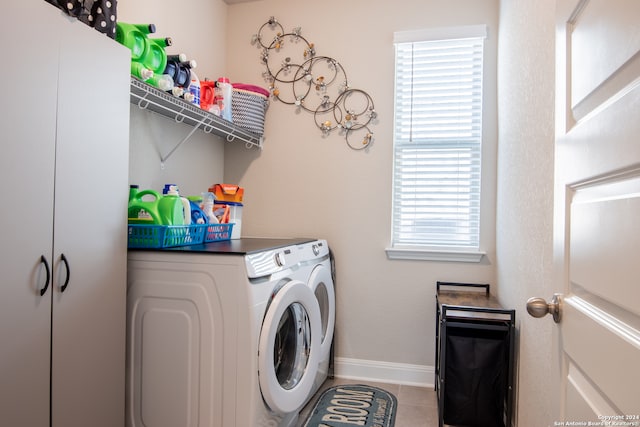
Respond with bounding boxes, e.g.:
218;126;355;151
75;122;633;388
388;26;487;262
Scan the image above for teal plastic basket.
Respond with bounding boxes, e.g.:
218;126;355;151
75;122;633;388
128;224;207;248
205;223;234;242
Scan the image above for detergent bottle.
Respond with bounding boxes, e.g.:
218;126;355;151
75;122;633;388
130;61;153;81
146;73;174;91
164;55;196;90
200;79;219;113
188;70;201;107
128;186;163;224
115;23;156;61
188;198;208;224
160;185;191;225
143;37;172;77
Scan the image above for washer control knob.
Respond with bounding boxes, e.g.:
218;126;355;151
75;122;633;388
312;244;320;256
274;252;286;267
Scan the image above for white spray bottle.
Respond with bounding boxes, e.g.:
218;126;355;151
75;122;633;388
202;192;219;224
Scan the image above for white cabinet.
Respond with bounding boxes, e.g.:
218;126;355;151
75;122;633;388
0;2;130;426
126;252;241;427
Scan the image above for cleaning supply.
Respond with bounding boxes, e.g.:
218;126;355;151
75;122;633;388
128;186;163;224
129;184;139;200
200;79;219;114
146;73;174;91
115;23;156;61
216;201;243;239
164;56;195;90
213;203;230;224
201;192;219;224
216;77;233;121
208;183;244;202
188;70;201;107
161;184;191;225
130;61;153;81
144;37;172;77
167;53;187;63
188;200;208;224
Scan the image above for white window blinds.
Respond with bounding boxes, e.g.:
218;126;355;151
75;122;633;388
392;28;485;250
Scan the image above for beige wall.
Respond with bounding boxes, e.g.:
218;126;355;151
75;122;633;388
496;1;556;426
225;0;499;374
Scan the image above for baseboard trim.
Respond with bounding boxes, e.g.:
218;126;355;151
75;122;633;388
333;357;435;388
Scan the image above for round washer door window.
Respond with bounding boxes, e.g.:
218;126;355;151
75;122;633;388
258;280;321;414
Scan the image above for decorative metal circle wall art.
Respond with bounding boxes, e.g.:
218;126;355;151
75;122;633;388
251;17;377;150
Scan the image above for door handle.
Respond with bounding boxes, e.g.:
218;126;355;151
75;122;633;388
526;293;562;323
60;253;71;293
39;255;51;296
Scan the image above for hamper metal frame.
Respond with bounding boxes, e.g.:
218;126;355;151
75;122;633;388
435;281;516;427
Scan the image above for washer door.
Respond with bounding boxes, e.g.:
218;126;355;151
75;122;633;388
308;264;335;357
258;280;322;414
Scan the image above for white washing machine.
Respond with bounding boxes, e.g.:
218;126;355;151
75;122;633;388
126;237;334;427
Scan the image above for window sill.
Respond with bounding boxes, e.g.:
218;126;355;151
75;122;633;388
385;247;485;263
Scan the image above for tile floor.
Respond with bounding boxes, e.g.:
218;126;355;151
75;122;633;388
296;377;439;427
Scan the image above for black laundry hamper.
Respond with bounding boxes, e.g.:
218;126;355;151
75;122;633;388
434;282;515;427
443;325;509;427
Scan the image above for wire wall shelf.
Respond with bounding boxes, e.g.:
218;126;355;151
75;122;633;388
129;77;263;162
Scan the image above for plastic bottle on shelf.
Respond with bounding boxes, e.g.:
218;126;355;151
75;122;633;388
146;73;174;91
144;37;172;77
216;77;233;122
130;61;153;81
200;79;219;114
115;23;156;61
188;70;201;107
164;54;197;90
166;53;187;63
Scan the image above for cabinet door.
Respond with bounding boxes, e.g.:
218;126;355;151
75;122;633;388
126;263;228;427
50;13;130;427
0;1;59;426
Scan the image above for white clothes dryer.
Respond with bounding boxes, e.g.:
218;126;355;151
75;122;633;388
126;238;334;427
300;243;335;394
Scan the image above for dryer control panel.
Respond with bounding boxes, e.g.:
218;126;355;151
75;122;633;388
244;240;329;279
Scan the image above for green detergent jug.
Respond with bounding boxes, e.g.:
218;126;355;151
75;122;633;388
158;194;186;226
115;23;156;61
144;38;172;76
128;186;163;224
128;186;187;226
159;185;190;226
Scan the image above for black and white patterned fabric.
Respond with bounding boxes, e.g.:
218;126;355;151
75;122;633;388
45;0;117;39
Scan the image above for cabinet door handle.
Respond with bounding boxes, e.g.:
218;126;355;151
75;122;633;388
60;253;71;293
40;255;50;296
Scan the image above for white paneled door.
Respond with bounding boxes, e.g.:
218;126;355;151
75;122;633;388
532;0;640;423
